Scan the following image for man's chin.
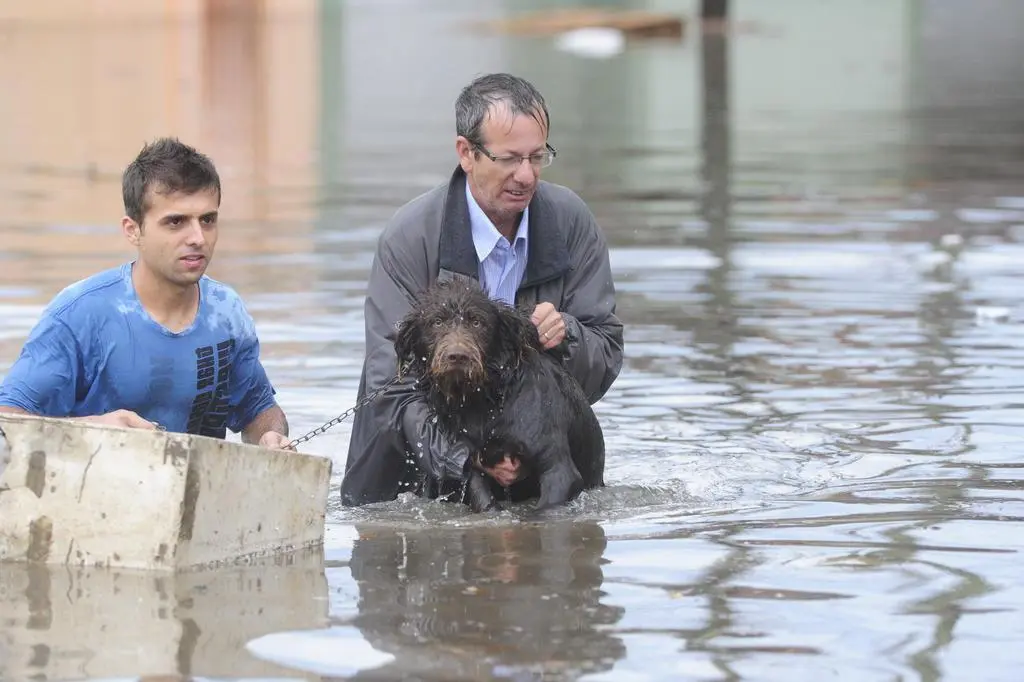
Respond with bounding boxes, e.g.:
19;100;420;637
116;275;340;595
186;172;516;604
171;270;206;286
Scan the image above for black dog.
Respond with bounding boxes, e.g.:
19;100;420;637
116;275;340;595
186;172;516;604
394;279;605;513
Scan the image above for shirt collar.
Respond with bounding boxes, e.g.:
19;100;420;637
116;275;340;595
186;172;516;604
466;180;529;262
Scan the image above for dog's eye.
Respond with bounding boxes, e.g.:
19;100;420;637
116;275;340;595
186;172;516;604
471;319;481;328
432;318;443;328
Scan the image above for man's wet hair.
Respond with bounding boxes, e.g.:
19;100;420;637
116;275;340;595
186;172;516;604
122;137;221;224
455;73;550;149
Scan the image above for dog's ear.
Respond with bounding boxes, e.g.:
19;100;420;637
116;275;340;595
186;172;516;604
492;302;540;372
393;312;425;376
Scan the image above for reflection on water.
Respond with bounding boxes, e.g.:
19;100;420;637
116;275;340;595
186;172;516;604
3;0;1024;680
0;549;328;680
250;522;624;680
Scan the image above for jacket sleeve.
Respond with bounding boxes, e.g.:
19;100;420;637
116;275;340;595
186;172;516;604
341;233;470;506
555;206;624;405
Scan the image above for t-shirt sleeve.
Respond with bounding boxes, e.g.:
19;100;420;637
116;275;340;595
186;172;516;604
225;313;277;434
0;313;82;416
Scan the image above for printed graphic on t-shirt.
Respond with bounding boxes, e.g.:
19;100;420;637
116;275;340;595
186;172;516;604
186;338;235;437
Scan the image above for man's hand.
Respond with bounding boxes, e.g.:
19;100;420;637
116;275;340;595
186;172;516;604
258;430;295;451
80;409;158;430
480;455;524;487
531;302;565;350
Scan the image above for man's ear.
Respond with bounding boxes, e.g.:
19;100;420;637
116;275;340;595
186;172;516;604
122;216;142;246
456;136;475;174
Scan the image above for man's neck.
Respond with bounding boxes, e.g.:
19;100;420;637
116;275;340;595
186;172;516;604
131;263;199;332
467;182;521;241
492;215;521;242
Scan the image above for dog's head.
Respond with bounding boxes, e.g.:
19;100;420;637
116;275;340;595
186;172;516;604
394;279;542;401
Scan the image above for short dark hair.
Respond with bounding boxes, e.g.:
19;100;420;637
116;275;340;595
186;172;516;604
455;73;550;148
122;137;221;224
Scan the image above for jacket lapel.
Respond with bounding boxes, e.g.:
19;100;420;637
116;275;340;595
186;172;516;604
437;167;478;278
520;184;570;288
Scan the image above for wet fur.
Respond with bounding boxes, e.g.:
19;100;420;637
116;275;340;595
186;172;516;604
394;279;605;512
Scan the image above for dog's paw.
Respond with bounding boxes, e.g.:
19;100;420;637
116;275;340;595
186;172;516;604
466;472;500;513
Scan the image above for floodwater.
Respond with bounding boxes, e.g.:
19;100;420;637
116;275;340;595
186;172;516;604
3;0;1024;679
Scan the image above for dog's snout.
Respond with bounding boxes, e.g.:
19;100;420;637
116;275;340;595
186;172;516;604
443;348;473;365
428;329;486;396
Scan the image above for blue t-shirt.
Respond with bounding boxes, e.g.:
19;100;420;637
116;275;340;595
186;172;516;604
0;262;277;438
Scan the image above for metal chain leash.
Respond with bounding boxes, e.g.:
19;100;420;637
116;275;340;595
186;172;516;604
286;373;405;450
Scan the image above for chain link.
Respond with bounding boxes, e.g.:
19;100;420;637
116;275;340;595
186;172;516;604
286;373;404;449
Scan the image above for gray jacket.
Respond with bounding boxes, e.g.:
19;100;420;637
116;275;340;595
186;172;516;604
340;166;624;506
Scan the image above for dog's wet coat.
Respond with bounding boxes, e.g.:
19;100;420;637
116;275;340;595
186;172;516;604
395;279;606;512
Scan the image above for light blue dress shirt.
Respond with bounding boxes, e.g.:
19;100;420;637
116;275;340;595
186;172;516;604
466;181;529;306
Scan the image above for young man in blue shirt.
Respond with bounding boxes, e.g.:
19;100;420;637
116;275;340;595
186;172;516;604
0;137;291;449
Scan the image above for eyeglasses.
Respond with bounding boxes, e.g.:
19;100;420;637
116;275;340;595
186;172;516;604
474;143;557;170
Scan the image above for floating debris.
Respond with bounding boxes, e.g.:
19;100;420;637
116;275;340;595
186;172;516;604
555;27;625;59
469;8;685;42
939;233;964;250
975;307;1012;325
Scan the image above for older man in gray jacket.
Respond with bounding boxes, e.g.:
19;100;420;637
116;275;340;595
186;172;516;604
340;73;624;507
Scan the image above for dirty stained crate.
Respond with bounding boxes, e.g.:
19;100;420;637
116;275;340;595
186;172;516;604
0;413;332;570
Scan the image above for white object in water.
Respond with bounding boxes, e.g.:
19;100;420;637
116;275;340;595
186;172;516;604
247;627;396;677
975;307;1012;324
939;233;964;249
554;27;625;58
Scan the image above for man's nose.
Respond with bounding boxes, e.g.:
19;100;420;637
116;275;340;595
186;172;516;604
185;220;206;245
513;158;537;184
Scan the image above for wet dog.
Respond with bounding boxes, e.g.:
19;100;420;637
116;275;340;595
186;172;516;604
394;279;605;512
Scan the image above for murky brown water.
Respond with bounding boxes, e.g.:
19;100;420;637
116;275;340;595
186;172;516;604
3;0;1024;680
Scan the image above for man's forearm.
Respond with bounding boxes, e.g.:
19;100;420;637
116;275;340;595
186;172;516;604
0;405;32;415
242;404;289;444
560;313;624;404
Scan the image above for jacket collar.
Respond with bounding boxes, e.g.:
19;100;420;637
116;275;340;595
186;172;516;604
438;166;569;288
